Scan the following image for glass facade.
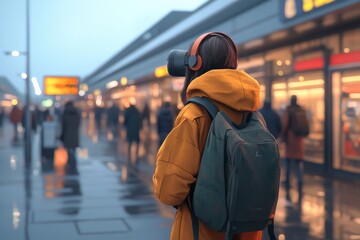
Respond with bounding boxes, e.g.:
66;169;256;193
240;28;360;174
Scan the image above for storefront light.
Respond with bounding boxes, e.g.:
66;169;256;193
298;76;305;81
274;91;286;97
349;93;360;99
342;76;360;83
277;71;284;76
310;88;324;95
93;89;101;96
343;48;350;53
288;79;324;88
285;60;291;65
273;83;286;90
11;99;18;105
106;80;118;89
276;60;283;66
120;77;128;86
289;90;309;96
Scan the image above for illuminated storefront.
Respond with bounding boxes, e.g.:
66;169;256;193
239;24;360;175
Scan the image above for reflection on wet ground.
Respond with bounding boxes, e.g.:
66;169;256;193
1;117;360;239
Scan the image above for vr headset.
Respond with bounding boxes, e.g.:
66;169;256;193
167;50;194;77
166;32;237;77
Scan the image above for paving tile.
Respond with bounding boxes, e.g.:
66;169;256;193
76;219;129;234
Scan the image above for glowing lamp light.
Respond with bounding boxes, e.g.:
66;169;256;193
21;73;27;79
41;99;53;108
106;80;118;89
11;51;20;57
11;99;18;105
93;89;101;96
31;77;42;96
120;76;128;86
79;90;86;96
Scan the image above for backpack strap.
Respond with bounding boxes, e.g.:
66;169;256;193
185;199;199;240
186;97;219;120
268;219;277;240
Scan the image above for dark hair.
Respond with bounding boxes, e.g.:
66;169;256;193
180;35;238;104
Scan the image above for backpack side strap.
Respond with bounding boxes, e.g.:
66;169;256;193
186;97;219;120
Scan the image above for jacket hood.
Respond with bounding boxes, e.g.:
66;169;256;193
186;69;260;112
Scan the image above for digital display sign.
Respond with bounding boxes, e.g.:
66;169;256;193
280;0;337;21
43;76;79;95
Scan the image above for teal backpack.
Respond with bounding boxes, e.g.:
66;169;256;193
186;97;280;240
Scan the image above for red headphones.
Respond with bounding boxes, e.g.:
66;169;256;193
188;32;238;71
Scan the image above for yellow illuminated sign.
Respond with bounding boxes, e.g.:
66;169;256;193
154;65;169;78
303;0;335;12
44;76;79;95
283;0;337;20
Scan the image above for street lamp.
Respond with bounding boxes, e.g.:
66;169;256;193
4;0;32;169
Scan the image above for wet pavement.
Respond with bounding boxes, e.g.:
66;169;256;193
1;116;360;240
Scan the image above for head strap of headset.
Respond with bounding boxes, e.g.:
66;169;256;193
188;32;238;71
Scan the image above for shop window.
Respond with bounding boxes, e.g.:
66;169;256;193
333;70;360;173
272;71;325;164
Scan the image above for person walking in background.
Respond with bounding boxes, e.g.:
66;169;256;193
94;105;103;133
123;99;142;165
259;100;282;139
106;103;120;139
282;95;310;199
22;105;37;139
153;32;262;240
9;105;22;144
60;101;81;174
0;107;4;134
156;99;174;148
141;102;151;129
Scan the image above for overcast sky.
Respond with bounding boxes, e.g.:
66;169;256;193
0;0;207;98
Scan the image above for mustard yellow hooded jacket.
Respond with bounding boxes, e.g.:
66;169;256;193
153;69;262;240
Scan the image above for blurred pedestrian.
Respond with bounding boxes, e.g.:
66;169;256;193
106;103;120;139
0;107;4;134
259;100;282;139
21;105;37;139
141;102;151;128
9;105;22;144
153;32;262;240
282;95;309;197
123;100;142;165
156;100;174;148
94;105;103;132
60;101;81;174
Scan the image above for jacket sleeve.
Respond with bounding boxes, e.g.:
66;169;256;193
152;114;203;206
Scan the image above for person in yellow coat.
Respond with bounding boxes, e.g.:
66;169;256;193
153;32;262;240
